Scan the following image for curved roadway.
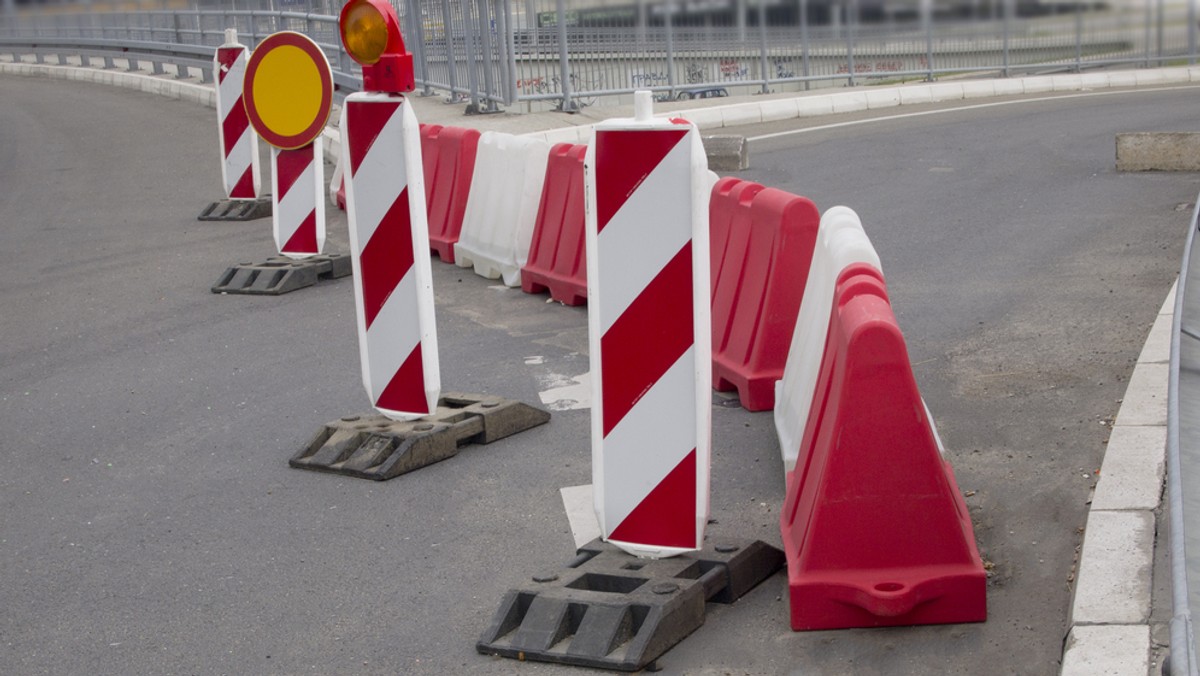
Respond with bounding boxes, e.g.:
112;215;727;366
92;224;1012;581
0;75;1196;674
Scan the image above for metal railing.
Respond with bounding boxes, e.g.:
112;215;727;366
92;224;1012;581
1;0;1197;112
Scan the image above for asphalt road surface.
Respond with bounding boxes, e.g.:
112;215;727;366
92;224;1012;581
1;75;1197;675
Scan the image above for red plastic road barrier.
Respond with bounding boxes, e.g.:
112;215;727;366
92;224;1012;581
521;143;588;305
421;124;480;263
780;263;986;631
709;179;818;411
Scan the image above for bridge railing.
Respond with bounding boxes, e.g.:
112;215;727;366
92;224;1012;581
0;0;1196;112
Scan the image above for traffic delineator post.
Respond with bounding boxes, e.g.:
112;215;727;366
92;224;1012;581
199;28;269;221
214;28;260;201
285;0;549;479
521;142;589;306
340;92;439;419
780;260;986;630
585;92;713;559
709;178;818;411
241;30;333;259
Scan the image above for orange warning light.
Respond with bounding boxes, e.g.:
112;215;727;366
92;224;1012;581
339;0;414;93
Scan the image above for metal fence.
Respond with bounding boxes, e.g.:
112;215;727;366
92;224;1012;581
1;0;1197;112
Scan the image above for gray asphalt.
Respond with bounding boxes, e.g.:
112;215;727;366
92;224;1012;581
0;76;1196;675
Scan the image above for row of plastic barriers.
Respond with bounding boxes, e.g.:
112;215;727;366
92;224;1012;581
334;123;988;631
335;126;807;413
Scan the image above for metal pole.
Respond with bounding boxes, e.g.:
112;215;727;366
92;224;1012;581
665;0;676;99
1080;0;1089;73
476;0;499;112
758;0;770;94
1145;0;1152;67
800;0;809;90
500;0;519;105
1190;0;1197;66
845;0;856;87
1002;0;1010;77
922;0;933;81
1157;0;1164;64
555;0;576;112
465;0;482;111
407;0;434;96
440;0;459;100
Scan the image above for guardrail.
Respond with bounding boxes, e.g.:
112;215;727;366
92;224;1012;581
1;0;1198;112
1168;196;1200;676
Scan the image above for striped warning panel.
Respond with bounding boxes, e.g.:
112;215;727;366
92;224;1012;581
214;40;260;200
586;108;712;559
271;141;325;259
341;92;440;420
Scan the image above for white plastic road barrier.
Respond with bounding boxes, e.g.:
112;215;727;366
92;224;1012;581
271;141;326;258
773;206;880;473
213;29;260;200
454;132;551;287
340;93;440;419
586;91;712;559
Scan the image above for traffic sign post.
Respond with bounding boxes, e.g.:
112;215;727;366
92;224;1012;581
243;31;332;259
288;0;550;479
337;0;438;419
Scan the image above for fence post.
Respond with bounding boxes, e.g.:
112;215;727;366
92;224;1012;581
1190;0;1197;65
1157;0;1164;65
757;0;770;94
498;0;518;105
1144;0;1152;67
555;0;576;112
475;0;499;112
1073;0;1082;73
922;0;933;81
1002;0;1010;77
665;1;677;99
800;0;810;89
464;0;482;111
845;0;856;87
440;0;460;100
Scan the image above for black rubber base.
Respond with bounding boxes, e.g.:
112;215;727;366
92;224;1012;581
290;393;552;481
198;198;272;221
477;538;784;672
211;254;351;295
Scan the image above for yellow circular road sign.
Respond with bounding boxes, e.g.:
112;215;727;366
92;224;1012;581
243;32;333;150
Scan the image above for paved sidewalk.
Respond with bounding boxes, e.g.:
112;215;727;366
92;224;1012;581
0;52;1188;674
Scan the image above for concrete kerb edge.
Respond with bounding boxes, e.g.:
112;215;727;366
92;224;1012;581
1059;282;1174;675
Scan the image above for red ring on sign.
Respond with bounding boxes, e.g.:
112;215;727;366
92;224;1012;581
243;31;334;150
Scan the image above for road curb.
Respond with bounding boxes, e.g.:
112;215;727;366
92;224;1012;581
1060;283;1173;675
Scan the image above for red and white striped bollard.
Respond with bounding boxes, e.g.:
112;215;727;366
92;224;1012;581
340;94;440;419
213;28;260;200
585;91;712;559
272;141;325;258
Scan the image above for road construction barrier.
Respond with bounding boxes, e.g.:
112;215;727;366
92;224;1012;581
421;124;480;263
213;29;260;201
774;207;881;472
779;258;986;630
340;94;440;419
242;31;332;259
586;92;712;559
709;178;818;411
521;143;589;306
454;132;550;286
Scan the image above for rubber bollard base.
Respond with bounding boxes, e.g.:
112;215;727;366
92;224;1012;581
476;538;783;672
211;253;351;295
290;393;551;481
198;197;272;221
